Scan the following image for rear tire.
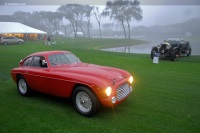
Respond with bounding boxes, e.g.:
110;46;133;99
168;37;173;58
72;86;100;117
17;76;31;96
187;48;191;56
18;41;22;44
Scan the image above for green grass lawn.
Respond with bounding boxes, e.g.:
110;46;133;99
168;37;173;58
0;38;200;133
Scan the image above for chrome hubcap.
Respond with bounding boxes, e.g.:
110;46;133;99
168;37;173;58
18;79;27;94
76;92;92;113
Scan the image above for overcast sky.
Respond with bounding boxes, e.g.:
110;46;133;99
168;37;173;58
0;4;200;27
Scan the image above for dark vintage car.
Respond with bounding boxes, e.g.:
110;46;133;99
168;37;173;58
151;38;192;61
11;51;133;117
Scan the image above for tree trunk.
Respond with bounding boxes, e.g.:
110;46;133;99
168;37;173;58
98;21;102;39
126;19;131;39
71;22;76;38
78;23;86;38
87;18;91;38
121;21;127;39
61;20;67;37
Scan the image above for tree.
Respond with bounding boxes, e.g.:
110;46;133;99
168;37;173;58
105;0;142;39
58;4;89;38
13;11;32;26
48;12;63;34
124;0;142;39
85;5;93;38
104;1;127;39
93;6;104;38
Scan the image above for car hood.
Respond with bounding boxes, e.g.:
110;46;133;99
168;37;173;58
52;63;126;82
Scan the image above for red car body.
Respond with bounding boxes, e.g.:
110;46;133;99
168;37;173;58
11;51;133;116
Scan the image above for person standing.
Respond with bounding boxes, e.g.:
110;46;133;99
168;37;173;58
47;35;51;45
43;35;47;45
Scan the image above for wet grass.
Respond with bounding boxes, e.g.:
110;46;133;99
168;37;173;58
0;38;200;133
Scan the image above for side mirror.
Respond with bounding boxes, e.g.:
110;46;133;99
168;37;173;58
19;59;23;66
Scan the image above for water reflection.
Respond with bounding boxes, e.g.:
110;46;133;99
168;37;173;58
102;43;156;54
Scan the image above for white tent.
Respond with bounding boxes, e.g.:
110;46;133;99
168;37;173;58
0;22;47;34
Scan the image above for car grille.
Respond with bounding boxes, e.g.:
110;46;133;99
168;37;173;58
116;83;131;101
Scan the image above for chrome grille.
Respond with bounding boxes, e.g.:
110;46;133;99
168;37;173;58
116;83;131;101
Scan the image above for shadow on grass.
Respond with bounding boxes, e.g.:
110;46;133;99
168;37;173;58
22;90;119;117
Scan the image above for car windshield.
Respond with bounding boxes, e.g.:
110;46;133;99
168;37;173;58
49;53;81;66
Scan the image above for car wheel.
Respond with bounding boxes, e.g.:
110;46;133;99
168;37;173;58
72;86;100;117
151;48;157;59
171;50;178;61
17;76;31;96
3;42;8;45
187;48;192;56
18;41;22;44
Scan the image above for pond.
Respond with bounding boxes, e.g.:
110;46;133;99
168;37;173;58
102;42;200;55
101;43;155;54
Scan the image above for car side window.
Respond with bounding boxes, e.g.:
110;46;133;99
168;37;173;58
30;56;48;68
31;56;41;67
22;57;33;66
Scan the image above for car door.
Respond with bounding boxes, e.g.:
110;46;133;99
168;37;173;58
9;37;15;44
25;56;50;93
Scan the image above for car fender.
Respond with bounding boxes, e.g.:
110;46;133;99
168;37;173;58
152;46;158;51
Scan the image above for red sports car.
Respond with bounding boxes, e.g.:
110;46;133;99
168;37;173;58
11;51;133;117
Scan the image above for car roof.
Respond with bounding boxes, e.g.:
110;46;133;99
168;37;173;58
29;51;72;56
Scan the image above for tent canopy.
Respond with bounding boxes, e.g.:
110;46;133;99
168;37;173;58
0;22;47;34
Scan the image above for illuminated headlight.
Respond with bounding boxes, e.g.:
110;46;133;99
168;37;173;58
157;45;161;49
105;86;112;96
166;45;171;49
128;76;133;84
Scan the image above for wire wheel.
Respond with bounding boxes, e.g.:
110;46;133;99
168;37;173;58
76;91;92;113
18;78;27;94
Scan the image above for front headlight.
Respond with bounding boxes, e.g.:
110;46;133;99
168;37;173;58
166;45;171;49
105;86;112;96
129;76;133;84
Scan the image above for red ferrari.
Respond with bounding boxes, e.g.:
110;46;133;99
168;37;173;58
11;51;133;117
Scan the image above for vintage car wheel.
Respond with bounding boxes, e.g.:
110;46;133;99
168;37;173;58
171;50;178;61
187;48;192;56
151;48;157;59
73;86;100;117
17;76;31;96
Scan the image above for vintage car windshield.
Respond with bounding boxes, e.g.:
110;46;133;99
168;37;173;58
49;53;81;66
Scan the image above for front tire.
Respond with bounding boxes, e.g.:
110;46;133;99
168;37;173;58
171;50;178;61
17;76;31;96
72;86;100;117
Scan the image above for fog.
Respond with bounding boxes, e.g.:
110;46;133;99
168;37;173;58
0;5;200;27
